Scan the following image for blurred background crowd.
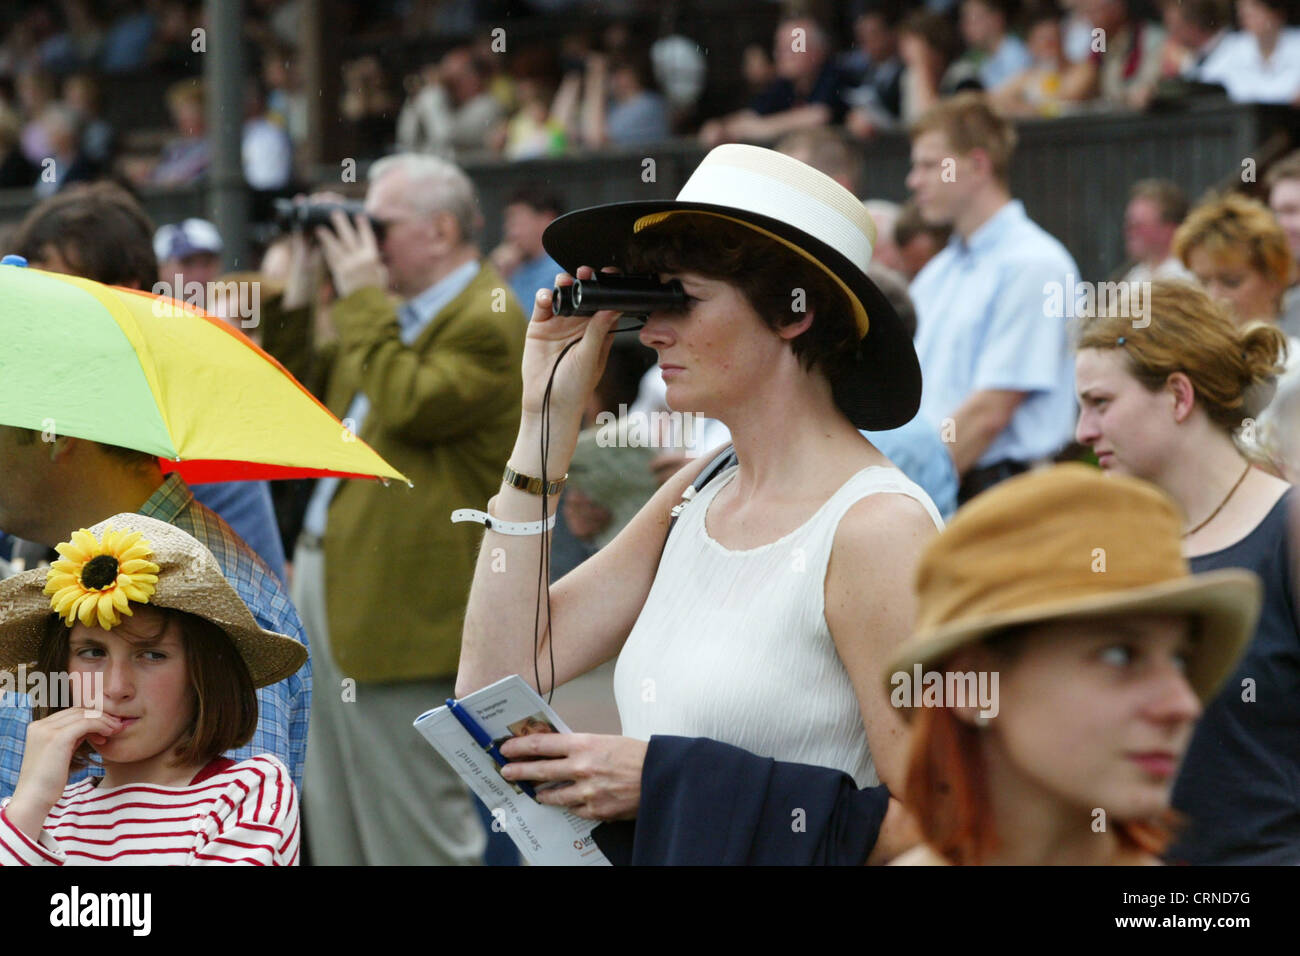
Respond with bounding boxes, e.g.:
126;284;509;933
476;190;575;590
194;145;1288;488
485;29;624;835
3;0;1299;193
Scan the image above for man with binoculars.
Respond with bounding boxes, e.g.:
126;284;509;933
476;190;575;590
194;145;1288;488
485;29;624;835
261;153;526;866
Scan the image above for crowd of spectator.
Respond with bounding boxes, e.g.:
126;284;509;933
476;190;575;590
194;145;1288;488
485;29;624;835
0;1;303;196
4;1;1300;203
725;0;1300;144
3;0;1300;863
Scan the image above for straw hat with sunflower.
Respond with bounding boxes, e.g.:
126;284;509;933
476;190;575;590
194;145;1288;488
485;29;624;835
45;526;161;631
0;513;306;689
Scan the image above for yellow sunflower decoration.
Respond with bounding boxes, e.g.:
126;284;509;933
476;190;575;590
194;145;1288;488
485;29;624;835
43;527;161;630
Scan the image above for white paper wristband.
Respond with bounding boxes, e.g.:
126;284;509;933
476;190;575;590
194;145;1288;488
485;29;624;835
450;509;558;536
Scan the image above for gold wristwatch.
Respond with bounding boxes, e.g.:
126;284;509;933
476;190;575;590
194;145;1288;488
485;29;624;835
502;463;567;496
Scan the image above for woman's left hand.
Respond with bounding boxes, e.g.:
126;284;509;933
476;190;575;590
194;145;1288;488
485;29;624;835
499;733;647;821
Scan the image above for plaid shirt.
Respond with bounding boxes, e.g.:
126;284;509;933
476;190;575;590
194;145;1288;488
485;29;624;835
0;474;311;797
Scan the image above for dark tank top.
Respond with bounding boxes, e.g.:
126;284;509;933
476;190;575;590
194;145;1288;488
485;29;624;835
1169;490;1300;864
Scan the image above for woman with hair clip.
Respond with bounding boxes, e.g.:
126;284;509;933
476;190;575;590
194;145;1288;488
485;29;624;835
456;144;943;860
1074;278;1299;863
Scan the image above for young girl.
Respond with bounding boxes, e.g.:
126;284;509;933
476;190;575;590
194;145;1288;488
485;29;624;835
888;465;1261;865
0;513;307;865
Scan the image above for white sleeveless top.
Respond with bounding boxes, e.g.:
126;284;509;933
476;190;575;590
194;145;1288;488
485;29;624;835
613;464;944;787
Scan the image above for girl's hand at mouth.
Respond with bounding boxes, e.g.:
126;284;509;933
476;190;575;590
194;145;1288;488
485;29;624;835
5;708;123;840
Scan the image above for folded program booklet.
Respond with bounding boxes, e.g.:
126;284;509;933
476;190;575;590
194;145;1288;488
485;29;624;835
414;674;611;866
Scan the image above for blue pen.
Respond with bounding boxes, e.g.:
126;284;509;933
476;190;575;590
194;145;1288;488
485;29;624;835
446;698;537;799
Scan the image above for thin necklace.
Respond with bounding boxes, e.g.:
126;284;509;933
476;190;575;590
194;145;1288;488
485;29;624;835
1183;461;1251;538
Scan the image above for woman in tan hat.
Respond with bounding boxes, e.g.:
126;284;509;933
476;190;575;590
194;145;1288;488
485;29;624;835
0;513;306;866
1074;279;1299;864
888;464;1260;866
456;144;942;839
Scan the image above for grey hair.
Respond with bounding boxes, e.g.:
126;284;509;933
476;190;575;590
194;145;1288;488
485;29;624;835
1255;357;1300;480
369;153;483;245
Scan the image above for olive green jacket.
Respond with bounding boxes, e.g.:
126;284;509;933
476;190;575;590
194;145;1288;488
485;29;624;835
262;265;525;681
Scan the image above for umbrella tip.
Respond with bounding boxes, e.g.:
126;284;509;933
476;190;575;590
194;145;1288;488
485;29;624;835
1;255;28;267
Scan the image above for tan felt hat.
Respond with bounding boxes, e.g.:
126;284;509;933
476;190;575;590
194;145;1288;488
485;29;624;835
883;464;1262;709
0;513;306;689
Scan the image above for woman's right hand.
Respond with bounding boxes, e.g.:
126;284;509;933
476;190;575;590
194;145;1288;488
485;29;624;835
4;708;122;839
520;265;624;421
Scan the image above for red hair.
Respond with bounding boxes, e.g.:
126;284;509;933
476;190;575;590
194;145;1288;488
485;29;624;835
903;701;1177;865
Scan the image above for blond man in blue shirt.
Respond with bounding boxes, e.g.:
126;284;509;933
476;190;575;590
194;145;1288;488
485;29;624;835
906;93;1080;503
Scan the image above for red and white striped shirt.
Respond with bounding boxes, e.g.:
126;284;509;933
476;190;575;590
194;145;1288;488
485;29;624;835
0;755;298;866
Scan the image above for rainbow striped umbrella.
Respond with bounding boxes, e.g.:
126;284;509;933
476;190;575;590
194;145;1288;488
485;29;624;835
0;265;408;485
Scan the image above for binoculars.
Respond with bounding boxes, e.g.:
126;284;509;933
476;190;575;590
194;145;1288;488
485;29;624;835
272;198;387;243
550;274;688;330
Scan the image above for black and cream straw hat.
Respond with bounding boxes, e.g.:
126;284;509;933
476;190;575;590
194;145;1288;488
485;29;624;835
542;143;922;431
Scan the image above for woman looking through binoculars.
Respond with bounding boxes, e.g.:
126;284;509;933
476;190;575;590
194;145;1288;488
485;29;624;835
456;145;942;857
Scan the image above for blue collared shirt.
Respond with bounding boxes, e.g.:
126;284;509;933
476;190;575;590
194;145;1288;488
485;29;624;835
863;415;959;521
0;473;312;797
910;200;1079;468
191;480;287;583
509;253;563;314
302;261;481;538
